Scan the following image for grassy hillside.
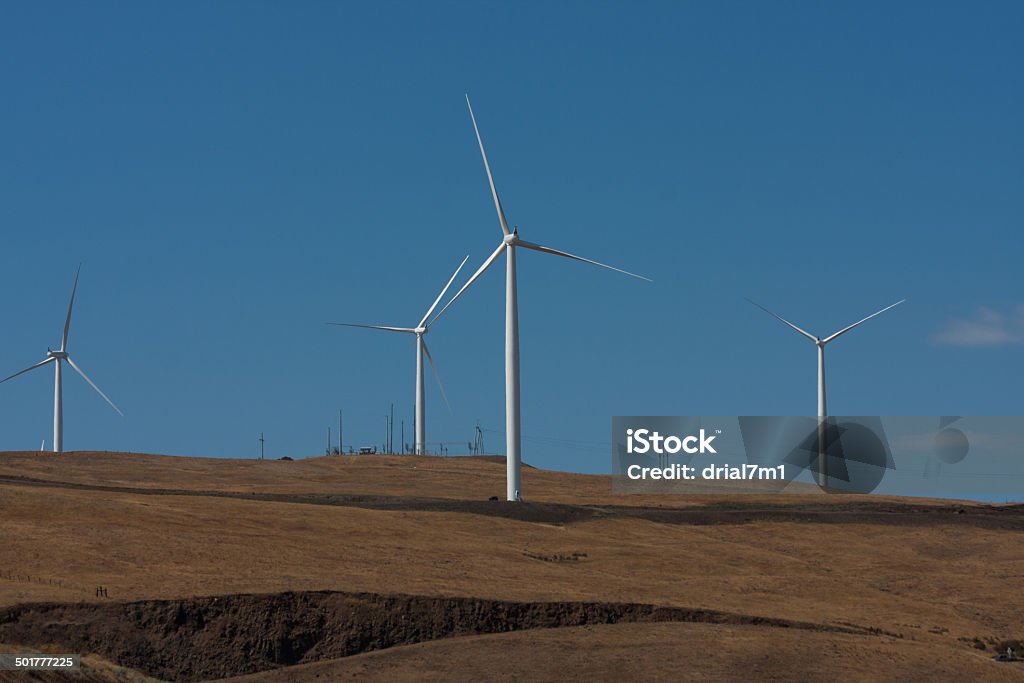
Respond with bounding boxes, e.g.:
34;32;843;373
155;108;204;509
0;451;1020;681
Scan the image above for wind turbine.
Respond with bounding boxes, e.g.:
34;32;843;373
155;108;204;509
431;96;650;501
329;255;469;455
747;298;905;487
0;266;124;452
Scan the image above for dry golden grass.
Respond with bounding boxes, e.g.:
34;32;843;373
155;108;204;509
0;451;1021;681
224;622;1023;683
0;450;962;505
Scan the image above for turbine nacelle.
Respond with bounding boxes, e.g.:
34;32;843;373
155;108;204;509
503;232;519;246
47;350;68;360
414;327;427;336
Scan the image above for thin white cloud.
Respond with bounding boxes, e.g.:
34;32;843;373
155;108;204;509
932;305;1024;347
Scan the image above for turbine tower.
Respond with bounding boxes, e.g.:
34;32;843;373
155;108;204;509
0;266;124;452
747;298;905;487
432;96;650;501
329;255;469;455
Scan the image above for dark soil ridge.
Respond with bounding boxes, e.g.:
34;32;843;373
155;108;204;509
2;474;1023;530
0;591;889;682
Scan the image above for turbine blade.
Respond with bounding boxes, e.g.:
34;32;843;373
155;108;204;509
327;323;416;334
0;357;55;385
822;299;906;344
420;255;470;328
61;264;82;352
428;241;506;327
422;340;451;413
466;95;511;237
515;239;652;282
65;356;124;416
746;299;818;342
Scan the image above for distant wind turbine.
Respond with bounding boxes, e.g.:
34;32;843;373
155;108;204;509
432;96;650;501
1;266;124;453
329;256;469;455
747;298;905;486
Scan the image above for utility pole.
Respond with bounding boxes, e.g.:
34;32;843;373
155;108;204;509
390;403;394;455
259;432;265;460
401;420;405;454
339;409;344;455
327;426;331;455
470;422;483;455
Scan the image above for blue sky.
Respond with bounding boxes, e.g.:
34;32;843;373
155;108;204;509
1;2;1021;472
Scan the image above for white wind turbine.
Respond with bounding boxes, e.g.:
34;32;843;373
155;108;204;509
330;255;469;455
1;266;123;452
432;96;650;501
747;298;905;486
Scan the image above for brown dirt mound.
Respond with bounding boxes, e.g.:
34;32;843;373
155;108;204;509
0;591;877;682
